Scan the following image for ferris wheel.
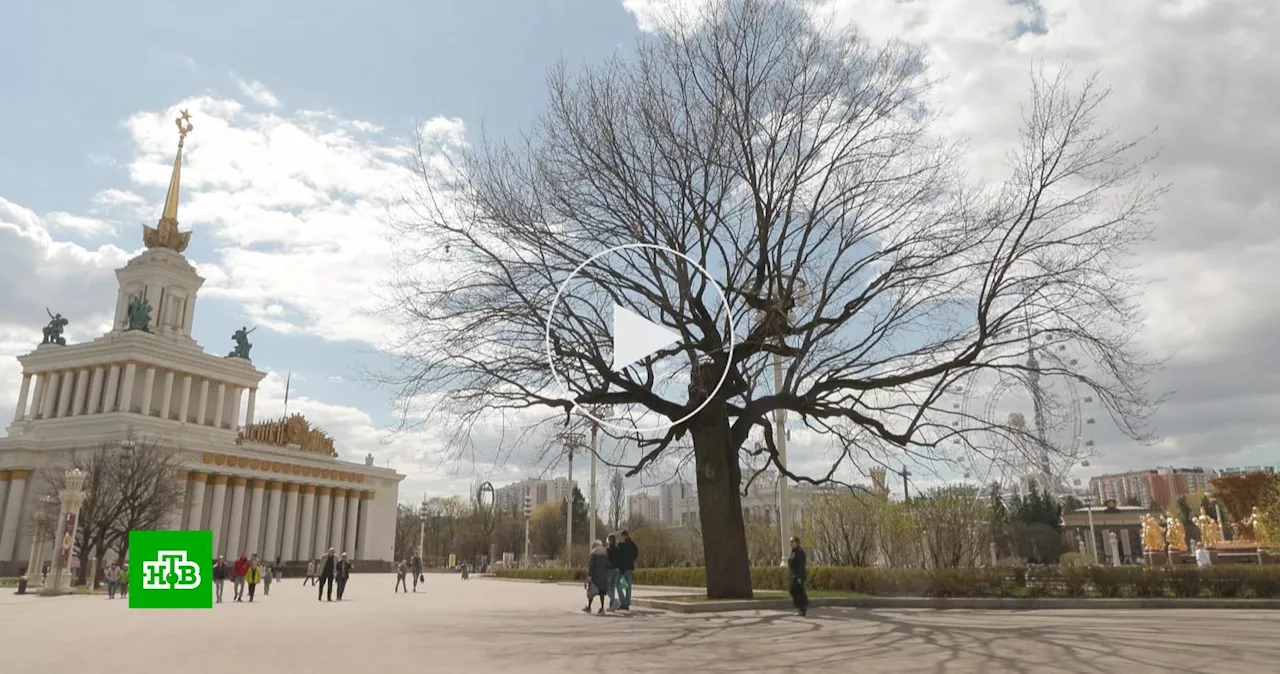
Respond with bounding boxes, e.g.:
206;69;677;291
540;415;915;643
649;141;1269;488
942;335;1099;495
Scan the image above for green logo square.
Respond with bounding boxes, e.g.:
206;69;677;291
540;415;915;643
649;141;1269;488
128;530;213;609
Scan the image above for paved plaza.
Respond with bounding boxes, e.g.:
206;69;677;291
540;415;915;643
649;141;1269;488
2;574;1278;673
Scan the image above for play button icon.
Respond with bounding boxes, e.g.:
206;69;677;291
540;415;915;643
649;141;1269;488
544;243;735;435
610;304;681;372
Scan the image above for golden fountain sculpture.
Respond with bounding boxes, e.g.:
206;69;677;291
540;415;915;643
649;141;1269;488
1194;507;1224;547
236;413;337;457
1141;513;1166;552
1165;515;1188;553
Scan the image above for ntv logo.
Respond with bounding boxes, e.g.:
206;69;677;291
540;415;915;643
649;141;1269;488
142;550;202;590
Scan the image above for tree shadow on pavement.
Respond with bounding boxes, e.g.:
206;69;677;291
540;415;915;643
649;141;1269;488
471;607;1280;674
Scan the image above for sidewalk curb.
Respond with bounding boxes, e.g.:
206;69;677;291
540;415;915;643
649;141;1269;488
633;596;1280;613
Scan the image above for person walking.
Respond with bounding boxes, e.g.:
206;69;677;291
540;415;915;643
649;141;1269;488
335;552;354;600
318;548;337;601
605;534;621;611
246;557;262;602
119;564;129;597
788;536;809;617
262;561;273;596
411;552;424;592
303;559;318;586
395;559;409;593
616;529;639;611
212;555;229;603
1196;541;1213;568
232;554;250;602
583;540;610;615
274;556;283;583
104;562;122;599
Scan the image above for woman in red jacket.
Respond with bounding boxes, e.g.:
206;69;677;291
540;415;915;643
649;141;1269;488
231;555;250;602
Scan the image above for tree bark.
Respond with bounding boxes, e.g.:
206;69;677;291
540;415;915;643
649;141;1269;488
689;392;753;600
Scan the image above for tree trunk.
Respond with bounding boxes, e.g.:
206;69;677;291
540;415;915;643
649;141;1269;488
688;395;753;600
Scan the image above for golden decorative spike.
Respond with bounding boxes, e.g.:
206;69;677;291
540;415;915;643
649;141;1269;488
142;109;195;253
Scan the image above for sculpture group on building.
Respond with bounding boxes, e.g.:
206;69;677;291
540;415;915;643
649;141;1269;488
236;413;338;457
228;326;256;360
41;309;68;346
124;296;153;332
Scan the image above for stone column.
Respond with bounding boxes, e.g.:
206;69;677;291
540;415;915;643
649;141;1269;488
0;472;10;536
71;368;89;416
196;379;210;425
344;491;359;557
29;375;46;419
13;374;31;422
56;371;74;418
232;387;245;430
0;470;31;562
330;489;347;556
213;382;227;429
313;487;333;557
225;477;248;559
281;483;301;562
186;472;208;530
297;485;317;561
119;362;137;413
160;370;176;420
104;364;121;412
167;470;190;531
245;388;258;426
179;375;193;423
208;475;229;556
245;479;266;556
356;491;373;560
263;481;283;562
87;367;104;415
140;366;157;416
40;373;58;419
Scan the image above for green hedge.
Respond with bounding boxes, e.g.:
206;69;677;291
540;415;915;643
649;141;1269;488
494;565;1280;599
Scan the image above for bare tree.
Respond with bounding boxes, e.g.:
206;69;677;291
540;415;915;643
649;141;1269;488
608;471;625;530
800;490;881;566
39;438;183;586
386;0;1161;597
911;486;992;568
393;502;420;563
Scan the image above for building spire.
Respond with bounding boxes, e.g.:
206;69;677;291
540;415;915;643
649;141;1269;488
142;109;195;254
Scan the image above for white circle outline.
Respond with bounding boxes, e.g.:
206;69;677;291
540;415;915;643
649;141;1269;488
543;243;736;434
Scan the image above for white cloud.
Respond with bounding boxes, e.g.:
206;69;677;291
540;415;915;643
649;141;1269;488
119;97;465;345
45;211;113;236
234;76;282;108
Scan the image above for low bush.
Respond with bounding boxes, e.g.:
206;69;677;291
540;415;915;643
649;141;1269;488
494;564;1280;599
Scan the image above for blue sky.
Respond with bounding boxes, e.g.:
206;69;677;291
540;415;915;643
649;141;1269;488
2;0;1279;503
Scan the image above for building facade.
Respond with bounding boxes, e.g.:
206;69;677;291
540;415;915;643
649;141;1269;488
494;477;576;516
1088;467;1212;509
628;491;660;524
0;118;403;575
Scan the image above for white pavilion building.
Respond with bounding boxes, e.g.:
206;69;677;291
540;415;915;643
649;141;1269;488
0;111;403;576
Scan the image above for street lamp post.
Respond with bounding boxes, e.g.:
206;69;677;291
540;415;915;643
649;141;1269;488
21;496;58;593
418;498;428;564
523;491;532;567
39;468;87;596
757;278;808;566
560;431;584;566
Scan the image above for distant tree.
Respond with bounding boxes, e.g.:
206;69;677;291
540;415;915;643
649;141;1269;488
628;524;689;567
529;502;566;558
800;491;880;567
394;502;420;562
1209;473;1280;523
911;486;992;568
608;472;626;531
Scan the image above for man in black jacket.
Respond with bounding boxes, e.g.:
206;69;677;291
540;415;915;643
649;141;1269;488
212;555;228;603
318;547;337;601
616;530;639;610
788;536;809;617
